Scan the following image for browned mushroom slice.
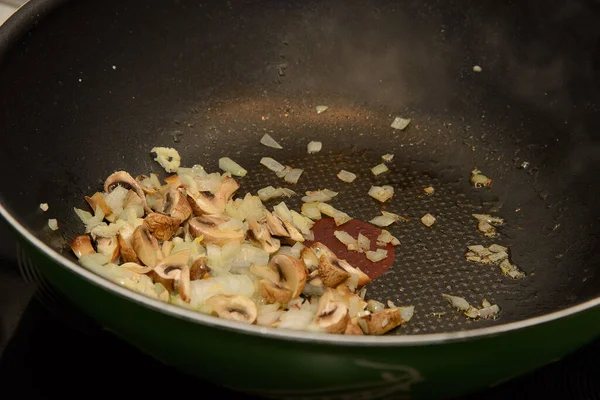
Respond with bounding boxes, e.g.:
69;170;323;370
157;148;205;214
310;241;337;261
162;187;192;221
84;192;112;218
363;307;414;335
302;270;326;296
95;236;120;263
124;189;143;208
135;174;158;195
69;235;96;258
265;210;290;237
131;225;163;267
105;171;151;213
247;217;280;254
188;215;244;245
164;174;183;187
300;247;319;271
188;176;240;216
312;289;349;333
143;212;181;241
337;259;371;289
190;257;208;280
259;280;293;304
255;255;307;303
117;233;140;263
207;294;257;324
317;255;350;287
161;240;174;258
154;250;191;302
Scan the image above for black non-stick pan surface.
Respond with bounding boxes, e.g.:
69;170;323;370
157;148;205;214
1;0;600;335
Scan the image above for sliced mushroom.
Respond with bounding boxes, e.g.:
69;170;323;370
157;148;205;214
302;271;326;297
162;187;192;221
121;262;153;274
363;307;406;335
164;174;183;187
190;257;208;280
84;192;112;219
207;294;257;324
257;255;307;303
124;190;143;208
95;236;120;263
310;241;338;260
161;240;174;258
131;225;163;267
69;235;96;258
337;259;371;289
117;233;140;263
188;176;239;216
312;289;349;333
344;319;364;335
154;250;191;302
143;212;182;241
105;171;151;213
135;174;158;195
318;255;350;287
188;215;244;245
247;217;281;254
265;210;290;237
301;247;319;271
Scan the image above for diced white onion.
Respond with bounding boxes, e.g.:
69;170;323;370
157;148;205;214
301;202;321;220
316;105;329;114
48;219;59;231
390;116;411;130
357;233;371;252
301;189;338;203
260;133;283;149
366;249;388;262
151;147;181;173
421;213;436;227
442;294;470;311
307;141;322;154
219;218;244;231
273;201;292;223
317;203;352;226
369;215;395;227
334;231;357;247
39;203;49;212
368;185;394;203
381;154;394;162
104;186;129;216
190;274;255;307
291;210;314;235
284;168;304;184
91;220;126;238
74;208;93;224
257;186;296;202
376;229;394;245
218;157;247;177
367;300;385;313
337;170;357;183
371;163;389;176
260;157;285;173
276;166;292;178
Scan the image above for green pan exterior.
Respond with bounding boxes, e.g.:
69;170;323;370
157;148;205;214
19;236;600;400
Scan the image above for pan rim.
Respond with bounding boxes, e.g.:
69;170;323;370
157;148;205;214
2;203;599;346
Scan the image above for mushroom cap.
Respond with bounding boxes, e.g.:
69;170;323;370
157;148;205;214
84;192;112;219
313;290;349;333
190;257;208;280
69;235;96;258
268;254;307;298
143;212;182;241
364;307;406;335
95;236;120;263
207;294;257;324
317;255;350;288
162;187;192;221
131;225;163;267
259;279;293;304
117;233;141;263
188;215;244;245
344;319;365;335
247;217;281;254
187;176;240;216
154;250;192;302
105;170;151;213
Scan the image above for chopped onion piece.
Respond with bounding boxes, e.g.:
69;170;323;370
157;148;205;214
260;133;283;149
334;231;358;247
369;215;395;227
367;300;385;313
301;202;321;220
390;116;411;130
218;157;247;177
276;165;292;178
307;141;322;154
316;105;329;114
257;186;296;202
48;219;59;231
442;294;471;311
387;300;396;308
273;201;292;223
366;249;388;262
376;229;399;246
337;170;357;183
291;211;314;235
284;168;304;184
421;213;436;227
358;287;367;299
478;304;500;319
302;189;338;203
381;154;394;162
423;186;435;195
482;299;492;308
39;203;49;212
317;203;352;226
368;185;394;203
151;147;181;173
357;233;371;252
371;163;389;176
219;218;244;231
260;157;285;173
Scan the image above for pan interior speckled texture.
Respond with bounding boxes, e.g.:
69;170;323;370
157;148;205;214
0;0;599;336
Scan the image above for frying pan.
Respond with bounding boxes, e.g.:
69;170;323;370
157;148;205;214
1;0;600;398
